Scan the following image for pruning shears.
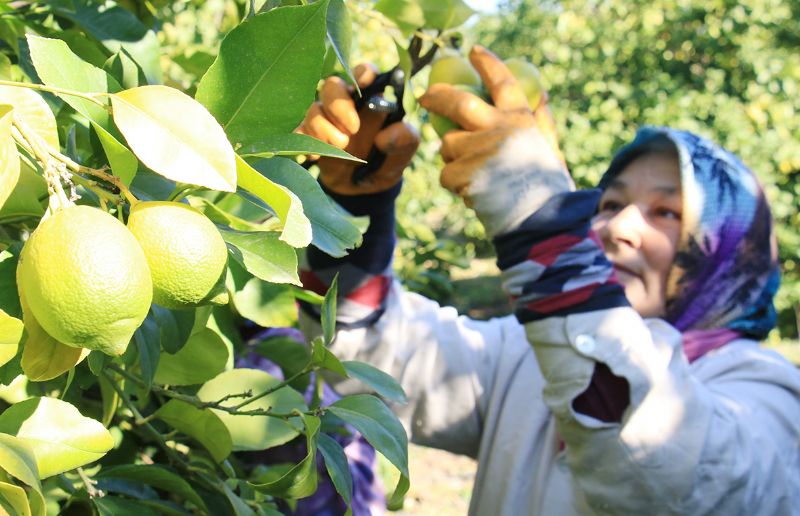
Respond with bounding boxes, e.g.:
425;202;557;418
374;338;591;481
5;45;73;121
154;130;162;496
348;34;440;185
349;66;407;185
302;34;441;184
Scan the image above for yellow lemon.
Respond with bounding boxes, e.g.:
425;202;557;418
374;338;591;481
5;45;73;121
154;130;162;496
17;205;152;355
127;201;228;310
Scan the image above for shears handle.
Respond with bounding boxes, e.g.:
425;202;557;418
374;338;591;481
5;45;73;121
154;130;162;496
350;67;406;185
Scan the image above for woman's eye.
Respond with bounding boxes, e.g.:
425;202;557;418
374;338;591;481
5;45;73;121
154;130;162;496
599;200;623;212
655;207;681;220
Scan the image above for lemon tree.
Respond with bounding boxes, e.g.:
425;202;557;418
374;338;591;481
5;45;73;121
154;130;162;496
0;0;479;513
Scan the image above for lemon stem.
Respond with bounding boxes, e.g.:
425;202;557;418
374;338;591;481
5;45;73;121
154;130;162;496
0;79;109;109
76;467;102;498
51;149;138;206
11;120;74;211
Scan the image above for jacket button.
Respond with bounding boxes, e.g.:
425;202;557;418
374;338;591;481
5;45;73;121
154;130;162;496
574;334;596;354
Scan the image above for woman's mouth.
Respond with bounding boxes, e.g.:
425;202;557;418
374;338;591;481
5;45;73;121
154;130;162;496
613;263;640;280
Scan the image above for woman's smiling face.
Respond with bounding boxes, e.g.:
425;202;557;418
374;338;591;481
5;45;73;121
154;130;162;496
592;152;683;318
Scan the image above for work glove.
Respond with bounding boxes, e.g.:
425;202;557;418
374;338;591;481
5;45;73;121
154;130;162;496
298;64;420;196
419;45;573;239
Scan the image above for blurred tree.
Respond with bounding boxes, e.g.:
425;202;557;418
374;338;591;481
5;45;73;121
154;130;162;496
476;0;800;339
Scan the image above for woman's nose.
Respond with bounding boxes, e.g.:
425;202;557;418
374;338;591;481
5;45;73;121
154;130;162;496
603;204;645;249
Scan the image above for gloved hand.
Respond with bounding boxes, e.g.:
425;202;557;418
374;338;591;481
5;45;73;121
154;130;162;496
419;45;574;239
298;64;420;196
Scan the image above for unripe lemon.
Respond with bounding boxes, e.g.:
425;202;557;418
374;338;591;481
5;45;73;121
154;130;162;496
504;57;545;110
127;201;228;310
428;55;485;137
17;205;152;355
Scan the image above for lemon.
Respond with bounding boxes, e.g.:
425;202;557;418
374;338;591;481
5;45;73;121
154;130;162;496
428;55;486;136
504;57;545;110
127;201;229;310
17;205;152;355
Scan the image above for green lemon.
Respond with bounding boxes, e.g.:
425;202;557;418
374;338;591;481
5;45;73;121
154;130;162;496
428;54;485;137
17;205;152;355
127;201;229;310
504;57;545;109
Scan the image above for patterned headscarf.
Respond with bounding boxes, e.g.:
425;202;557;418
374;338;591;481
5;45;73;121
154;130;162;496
599;127;780;348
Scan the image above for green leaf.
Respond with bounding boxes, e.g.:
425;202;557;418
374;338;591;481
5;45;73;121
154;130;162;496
20;314;89;382
110;86;237;192
91;122;138;186
238;133;363;162
0;105;19;212
19;292;89;382
251;158;362;257
51;0;162;84
97;374;118;427
0;397;113;478
253;336;311;391
0;433;39;489
103;49;148;90
221;229;300;285
153;400;232;463
291;286;325;305
197;369;308;451
250;413;319;498
26;486;44;516
172;49;216;78
418;0;475;30
342;361;407;404
229;261;298;328
154;328;228;386
0;480;32;516
0;251;21;319
317;433;353;507
374;0;425;34
321;275;338;345
388;473;410;511
326;0;356;86
26;35;117;128
0;310;22;369
132;315;160;389
311;337;347;378
189;197;273;232
93;496;159;516
220;480;256;516
97;464;208;513
327;394;409;501
0;85;58;148
195;1;329;147
150;305;195;355
235;155;311;248
0;163;46;223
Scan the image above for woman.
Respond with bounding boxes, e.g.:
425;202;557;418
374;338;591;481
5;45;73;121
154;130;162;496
297;46;800;514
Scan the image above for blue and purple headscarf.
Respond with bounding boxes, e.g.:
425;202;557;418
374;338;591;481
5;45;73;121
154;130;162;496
600;127;780;360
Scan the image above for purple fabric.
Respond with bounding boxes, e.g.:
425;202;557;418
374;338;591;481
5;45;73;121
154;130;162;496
236;327;385;515
601;127;780;344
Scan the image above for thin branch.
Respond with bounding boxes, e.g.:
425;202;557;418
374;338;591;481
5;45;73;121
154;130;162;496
231;366;312;410
107;364;313;418
0;79;108;108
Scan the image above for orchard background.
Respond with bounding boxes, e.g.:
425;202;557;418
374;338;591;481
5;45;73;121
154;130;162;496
0;1;797;515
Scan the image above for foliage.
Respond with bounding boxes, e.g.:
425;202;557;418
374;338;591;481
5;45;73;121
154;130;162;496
0;0;484;512
472;0;800;338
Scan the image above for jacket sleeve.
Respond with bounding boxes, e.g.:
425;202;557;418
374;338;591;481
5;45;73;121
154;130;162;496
298;184;529;457
495;190;800;513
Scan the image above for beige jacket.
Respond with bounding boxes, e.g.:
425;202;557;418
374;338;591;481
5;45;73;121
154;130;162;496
301;282;800;515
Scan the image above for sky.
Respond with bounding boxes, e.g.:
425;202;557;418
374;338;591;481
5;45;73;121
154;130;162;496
464;0;502;13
